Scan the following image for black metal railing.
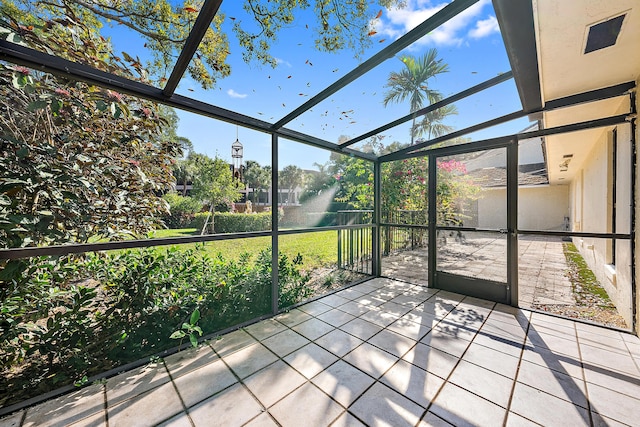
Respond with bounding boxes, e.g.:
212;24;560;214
382;210;428;255
337;210;373;274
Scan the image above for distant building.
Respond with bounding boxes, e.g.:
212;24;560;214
174;139;306;209
463;123;570;231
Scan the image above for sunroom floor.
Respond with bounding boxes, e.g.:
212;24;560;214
2;278;640;427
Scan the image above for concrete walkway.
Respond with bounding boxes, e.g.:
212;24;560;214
382;235;574;308
3;278;639;426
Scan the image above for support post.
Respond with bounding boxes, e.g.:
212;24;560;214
372;161;382;276
507;139;519;307
630;89;637;333
271;133;279;315
428;155;437;287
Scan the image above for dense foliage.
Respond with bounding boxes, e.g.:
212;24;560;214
211;211;271;233
0;64;181;251
1;0;404;89
381;157;480;224
189;154;242;234
0;245;310;407
243;160;271;205
162;192;203;229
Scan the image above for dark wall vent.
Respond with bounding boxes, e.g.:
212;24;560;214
585;14;625;54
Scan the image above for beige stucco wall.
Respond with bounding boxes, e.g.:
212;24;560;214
475;185;569;230
571;121;634;328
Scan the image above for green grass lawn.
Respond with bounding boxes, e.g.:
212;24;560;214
147;228;338;269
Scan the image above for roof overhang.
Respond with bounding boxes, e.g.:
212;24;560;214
497;0;639;184
492;0;542;115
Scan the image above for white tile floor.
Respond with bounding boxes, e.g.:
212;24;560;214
2;277;640;427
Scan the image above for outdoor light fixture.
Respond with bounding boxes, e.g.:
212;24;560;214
559;154;573;171
559;154;573;172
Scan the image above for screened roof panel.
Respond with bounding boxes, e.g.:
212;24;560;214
394;115;534;159
171;0;411;121
0;1;194;86
176;110;273;167
169;0;500;155
0;0;535;162
280;0;519;145
347;78;524;155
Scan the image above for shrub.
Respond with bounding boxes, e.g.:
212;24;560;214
211;212;272;233
190;212;210;231
306;212;338;227
162;193;202;228
0;245;312;407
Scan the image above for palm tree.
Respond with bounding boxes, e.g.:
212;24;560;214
383;49;451;145
172;159;193;196
413;103;458;141
244;161;272;205
279;165;304;206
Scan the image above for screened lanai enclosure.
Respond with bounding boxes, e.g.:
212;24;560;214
1;0;639;422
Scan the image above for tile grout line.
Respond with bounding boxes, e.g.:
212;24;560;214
161;356;196;427
344;290;440;425
501;310;532;427
405;295;495;426
167;338;266;426
575;323;595;427
333;287;442;426
303;281;442;426
158;282;483;427
304;282;427;424
237;293;376;426
210;341;289;427
622;335;640;374
102;383;109;427
18;407;26;427
258;281;400;426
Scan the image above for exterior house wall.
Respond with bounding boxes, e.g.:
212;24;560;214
519;185;570;230
475;185;569;230
571;122;633;328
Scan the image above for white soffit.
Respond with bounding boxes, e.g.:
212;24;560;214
535;0;640;101
544;96;629;184
534;0;639;184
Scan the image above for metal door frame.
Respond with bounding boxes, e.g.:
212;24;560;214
427;139;518;305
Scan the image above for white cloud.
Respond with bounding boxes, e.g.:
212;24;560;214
468;15;499;39
275;57;292;67
373;0;496;47
227;89;247;99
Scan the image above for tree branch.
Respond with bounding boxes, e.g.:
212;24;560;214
60;0;188;44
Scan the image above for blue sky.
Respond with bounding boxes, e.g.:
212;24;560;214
109;0;530;170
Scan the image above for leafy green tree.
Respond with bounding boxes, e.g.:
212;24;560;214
159;105;193;157
172;159;194;196
243;160;270;205
190;154;241;234
382;157;429;216
300;162;337;203
2;0;404;88
381;155;480;222
279;165;303;206
435;158;480;226
0;64;182;249
383;50;454;144
329;155;373;210
162;192;202;228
